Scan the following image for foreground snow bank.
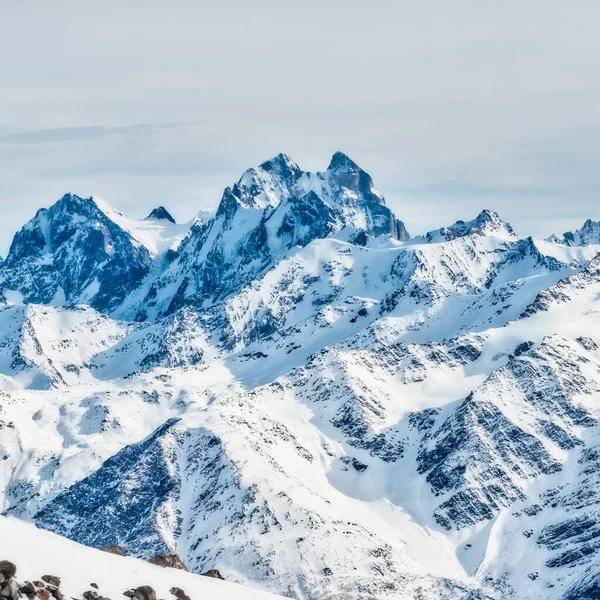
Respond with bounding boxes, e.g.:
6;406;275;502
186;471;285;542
0;517;282;600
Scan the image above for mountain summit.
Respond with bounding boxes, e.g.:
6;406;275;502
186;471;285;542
146;206;176;223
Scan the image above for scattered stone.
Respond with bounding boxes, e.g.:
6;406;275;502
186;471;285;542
200;569;224;580
99;546;126;557
168;590;190;600
83;591;98;600
49;587;64;600
132;587;156;600
0;562;17;580
41;577;60;589
0;578;21;600
35;590;51;600
122;591;135;598
147;556;187;571
20;583;36;595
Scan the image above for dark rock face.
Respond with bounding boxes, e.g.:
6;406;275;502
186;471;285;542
35;419;182;557
40;577;59;589
521;254;600;318
562;569;600;599
0;194;151;312
146;207;175;224
416;337;594;530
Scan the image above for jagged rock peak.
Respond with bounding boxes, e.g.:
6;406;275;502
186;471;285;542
258;152;301;176
327;150;360;172
146;206;175;223
554;218;600;247
46;192;96;214
419;209;515;243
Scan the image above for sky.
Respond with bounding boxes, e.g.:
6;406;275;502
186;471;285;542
1;0;600;254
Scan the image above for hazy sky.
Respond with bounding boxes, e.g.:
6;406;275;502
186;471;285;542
2;0;600;254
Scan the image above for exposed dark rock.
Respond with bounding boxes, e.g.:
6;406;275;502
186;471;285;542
513;341;534;356
132;587;156;600
200;569;224;580
35;589;50;600
147;555;187;571
40;578;60;589
562;568;600;599
19;584;35;596
0;563;17;581
0;578;21;600
168;589;190;600
146;207;175;224
351;458;368;472
0;194;152;312
36;420;181;557
48;587;64;600
99;546;126;556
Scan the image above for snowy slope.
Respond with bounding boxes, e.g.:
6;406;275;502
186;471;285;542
0;516;282;600
1;153;600;599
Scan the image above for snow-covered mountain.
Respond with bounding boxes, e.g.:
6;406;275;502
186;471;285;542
549;219;600;247
2;152;600;600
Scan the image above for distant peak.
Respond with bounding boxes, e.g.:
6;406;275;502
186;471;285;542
49;193;98;215
553;218;600;247
473;209;508;228
327;151;360;172
56;192;92;206
258;152;301;174
60;192;82;201
419;209;515;244
146;206;176;223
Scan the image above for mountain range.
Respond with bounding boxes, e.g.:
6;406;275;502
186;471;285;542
2;152;600;599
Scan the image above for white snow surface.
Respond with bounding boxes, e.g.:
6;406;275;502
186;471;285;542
0;516;282;600
91;196;192;256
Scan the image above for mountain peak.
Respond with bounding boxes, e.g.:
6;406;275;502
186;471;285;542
146;206;176;223
555;219;600;247
258;152;301;174
327;151;360;172
418;209;515;243
53;193;95;211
